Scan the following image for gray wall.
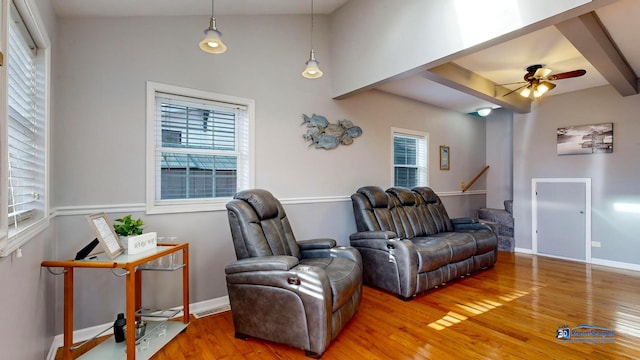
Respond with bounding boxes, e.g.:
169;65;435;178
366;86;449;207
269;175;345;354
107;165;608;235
485;108;514;209
513;85;640;265
0;1;57;359
48;14;489;336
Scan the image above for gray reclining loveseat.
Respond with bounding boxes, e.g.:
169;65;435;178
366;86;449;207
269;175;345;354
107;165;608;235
350;186;498;300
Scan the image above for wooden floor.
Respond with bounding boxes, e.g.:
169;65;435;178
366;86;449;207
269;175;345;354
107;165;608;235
59;252;640;359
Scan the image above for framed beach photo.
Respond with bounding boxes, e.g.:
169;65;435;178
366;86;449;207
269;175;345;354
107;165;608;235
440;145;450;170
557;122;613;155
86;212;124;260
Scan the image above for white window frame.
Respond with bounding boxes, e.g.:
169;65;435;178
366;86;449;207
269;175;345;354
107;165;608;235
0;0;50;257
391;127;428;189
146;81;255;214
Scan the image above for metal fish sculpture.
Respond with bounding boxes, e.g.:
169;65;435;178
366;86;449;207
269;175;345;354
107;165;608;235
314;133;340;149
302;113;329;128
301;114;363;150
343;125;363;138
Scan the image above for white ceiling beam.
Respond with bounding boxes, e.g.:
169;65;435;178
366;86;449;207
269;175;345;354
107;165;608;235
424;63;532;114
556;12;638;96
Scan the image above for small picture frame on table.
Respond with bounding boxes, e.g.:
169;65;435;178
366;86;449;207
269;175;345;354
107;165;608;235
86;212;124;260
440;145;450;170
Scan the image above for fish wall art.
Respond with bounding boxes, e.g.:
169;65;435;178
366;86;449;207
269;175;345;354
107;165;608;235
301;113;363;150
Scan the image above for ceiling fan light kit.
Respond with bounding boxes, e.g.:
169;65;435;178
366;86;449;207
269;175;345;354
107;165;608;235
503;64;586;99
200;0;227;54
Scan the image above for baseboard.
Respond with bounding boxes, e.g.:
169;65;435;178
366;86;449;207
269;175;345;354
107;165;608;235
514;247;533;254
46;295;230;360
591;257;640;272
512;248;640;272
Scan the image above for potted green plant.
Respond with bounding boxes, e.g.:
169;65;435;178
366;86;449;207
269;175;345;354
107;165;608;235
113;215;144;248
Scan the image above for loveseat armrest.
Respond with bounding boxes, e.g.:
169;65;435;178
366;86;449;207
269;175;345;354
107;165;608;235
349;230;397;241
348;234;417;299
451;217;475;225
225;256;300;274
452;221;493;232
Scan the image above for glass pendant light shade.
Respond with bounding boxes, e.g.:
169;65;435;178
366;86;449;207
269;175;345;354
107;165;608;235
199;0;227;54
302;0;323;79
520;86;532;98
199;20;227;54
302;50;323;79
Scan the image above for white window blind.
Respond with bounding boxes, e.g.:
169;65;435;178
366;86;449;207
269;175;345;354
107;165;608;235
393;129;427;188
1;0;49;256
146;82;254;214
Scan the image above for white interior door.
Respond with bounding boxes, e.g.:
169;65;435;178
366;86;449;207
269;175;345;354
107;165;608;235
533;179;591;262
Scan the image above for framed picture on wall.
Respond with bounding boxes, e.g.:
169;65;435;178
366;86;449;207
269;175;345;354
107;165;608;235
557;122;613;155
440;145;450;170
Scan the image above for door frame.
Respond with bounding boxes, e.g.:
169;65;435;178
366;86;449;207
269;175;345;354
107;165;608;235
531;178;592;262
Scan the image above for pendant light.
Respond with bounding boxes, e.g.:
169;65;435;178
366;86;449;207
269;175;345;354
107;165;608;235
199;0;227;54
302;0;323;79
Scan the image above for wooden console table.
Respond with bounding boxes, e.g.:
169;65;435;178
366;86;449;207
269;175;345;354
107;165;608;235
42;243;189;359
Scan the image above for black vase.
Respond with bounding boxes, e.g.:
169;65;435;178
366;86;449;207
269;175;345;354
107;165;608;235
113;313;126;343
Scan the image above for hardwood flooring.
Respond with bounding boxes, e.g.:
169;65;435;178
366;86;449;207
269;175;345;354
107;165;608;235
57;252;640;359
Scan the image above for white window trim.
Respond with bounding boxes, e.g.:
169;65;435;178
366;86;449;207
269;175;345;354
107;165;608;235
0;0;50;257
390;127;429;189
145;81;255;214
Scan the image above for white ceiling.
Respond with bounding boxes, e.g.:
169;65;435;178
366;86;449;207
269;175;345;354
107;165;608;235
51;0;640;115
51;0;350;17
378;0;640;114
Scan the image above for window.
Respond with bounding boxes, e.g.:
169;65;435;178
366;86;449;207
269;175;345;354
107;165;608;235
392;128;427;188
0;0;50;257
146;82;254;214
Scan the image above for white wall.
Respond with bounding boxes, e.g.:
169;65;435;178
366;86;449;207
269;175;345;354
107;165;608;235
513;85;640;265
50;14;489;333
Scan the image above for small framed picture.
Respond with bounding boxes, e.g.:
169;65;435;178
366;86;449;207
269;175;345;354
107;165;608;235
86;213;124;260
440;145;450;170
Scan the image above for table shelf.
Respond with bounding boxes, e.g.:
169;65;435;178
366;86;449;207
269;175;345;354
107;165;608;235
77;320;187;360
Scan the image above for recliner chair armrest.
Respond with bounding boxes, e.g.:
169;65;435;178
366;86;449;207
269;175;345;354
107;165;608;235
298;238;337;250
349;230;397;241
225;256;300;274
299;239;360;263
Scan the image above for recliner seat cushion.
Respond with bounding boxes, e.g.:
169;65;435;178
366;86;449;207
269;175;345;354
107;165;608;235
456;229;498;255
411;237;452;272
300;257;362;311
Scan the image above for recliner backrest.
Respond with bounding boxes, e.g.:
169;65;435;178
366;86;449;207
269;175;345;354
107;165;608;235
226;189;301;260
386;187;425;239
413;187;454;232
351;186;398;234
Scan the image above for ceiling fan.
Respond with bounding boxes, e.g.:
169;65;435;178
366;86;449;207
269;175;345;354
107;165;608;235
502;64;586;99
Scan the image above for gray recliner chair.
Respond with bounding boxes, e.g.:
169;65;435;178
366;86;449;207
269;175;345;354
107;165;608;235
225;189;363;358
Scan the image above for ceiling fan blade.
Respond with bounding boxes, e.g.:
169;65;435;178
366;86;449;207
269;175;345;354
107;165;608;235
496;80;528;86
502;84;528;97
548;69;586;80
533;67;552;79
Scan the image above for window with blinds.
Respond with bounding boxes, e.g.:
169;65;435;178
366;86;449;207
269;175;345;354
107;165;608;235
146;82;254;214
393;129;428;188
1;0;49;256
